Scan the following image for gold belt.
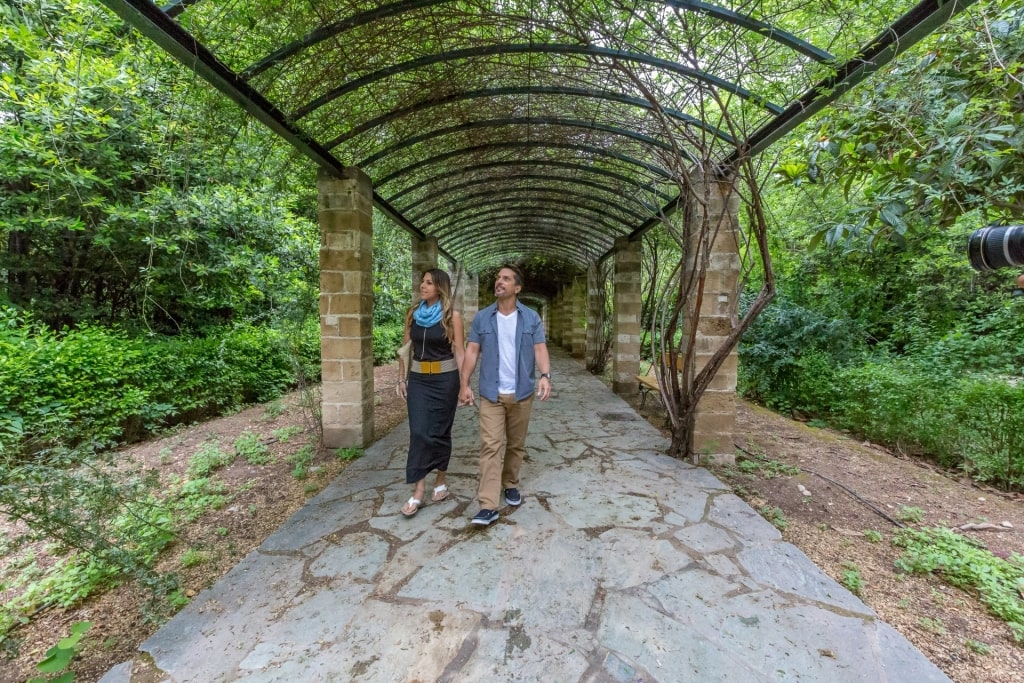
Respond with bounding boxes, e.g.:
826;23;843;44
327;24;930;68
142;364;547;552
411;358;458;374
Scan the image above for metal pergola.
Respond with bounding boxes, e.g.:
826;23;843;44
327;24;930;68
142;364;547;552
95;0;977;280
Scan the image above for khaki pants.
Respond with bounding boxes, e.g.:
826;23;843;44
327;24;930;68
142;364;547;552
477;393;535;509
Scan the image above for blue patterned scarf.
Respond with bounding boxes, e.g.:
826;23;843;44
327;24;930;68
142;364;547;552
413;300;442;327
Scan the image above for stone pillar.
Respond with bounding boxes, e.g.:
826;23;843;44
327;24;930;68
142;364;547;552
462;271;479;332
612;237;642;396
451;263;466;330
411;236;438;303
318;167;374;448
452;265;478;334
559;285;574;352
452;263;465;313
549;289;562;345
688;171;741;465
585;262;604;370
571;277;586;358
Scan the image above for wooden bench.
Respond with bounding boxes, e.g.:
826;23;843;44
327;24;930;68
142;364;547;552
636;354;684;408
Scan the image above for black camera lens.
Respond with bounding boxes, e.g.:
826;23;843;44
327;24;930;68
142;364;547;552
968;225;1024;271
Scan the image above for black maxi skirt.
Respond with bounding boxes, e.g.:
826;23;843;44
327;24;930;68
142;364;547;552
406;369;460;483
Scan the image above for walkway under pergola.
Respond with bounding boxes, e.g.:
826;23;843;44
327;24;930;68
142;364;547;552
96;0;977;457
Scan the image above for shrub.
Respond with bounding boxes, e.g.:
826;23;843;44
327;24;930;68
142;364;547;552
952;378;1024;490
0;309;155;456
139;324;295;422
738;296;862;415
373;321;404;366
1;312;311;457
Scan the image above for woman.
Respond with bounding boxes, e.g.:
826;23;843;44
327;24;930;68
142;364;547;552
397;268;465;517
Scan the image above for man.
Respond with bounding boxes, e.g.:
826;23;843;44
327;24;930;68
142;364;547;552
460;264;552;526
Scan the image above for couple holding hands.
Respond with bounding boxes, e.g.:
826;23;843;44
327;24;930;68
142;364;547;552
396;264;552;527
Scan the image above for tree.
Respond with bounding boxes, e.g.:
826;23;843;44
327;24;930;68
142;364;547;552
0;0;320;332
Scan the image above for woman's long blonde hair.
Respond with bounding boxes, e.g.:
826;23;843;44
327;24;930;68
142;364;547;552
405;268;455;344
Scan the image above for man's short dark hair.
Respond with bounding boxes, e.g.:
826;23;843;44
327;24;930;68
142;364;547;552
499;263;525;287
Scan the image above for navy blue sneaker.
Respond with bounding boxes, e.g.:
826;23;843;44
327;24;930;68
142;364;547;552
504;488;522;507
471;509;499;526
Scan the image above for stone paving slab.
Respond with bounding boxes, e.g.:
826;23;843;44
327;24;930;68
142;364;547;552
102;350;949;682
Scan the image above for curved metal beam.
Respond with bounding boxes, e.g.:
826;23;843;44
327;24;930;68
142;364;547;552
453;221;616;249
443;214;618;255
441;223;618;260
611;0;982;255
326;85;731;149
242;0;831;80
375;141;675;187
356;117;676;167
399;173;659;216
292;43;782;120
387;159;675;204
456;234;599;268
408;185;647;225
95;0;440;257
456;234;596;265
429;200;629;237
160;0;199;17
662;1;831;62
446;210;619;239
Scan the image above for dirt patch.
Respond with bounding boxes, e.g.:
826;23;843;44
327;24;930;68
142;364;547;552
0;363;408;683
628;394;1024;683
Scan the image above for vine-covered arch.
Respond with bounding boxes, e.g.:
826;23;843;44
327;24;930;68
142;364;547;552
101;0;974;275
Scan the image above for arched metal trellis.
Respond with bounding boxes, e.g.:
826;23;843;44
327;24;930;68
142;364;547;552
98;0;976;277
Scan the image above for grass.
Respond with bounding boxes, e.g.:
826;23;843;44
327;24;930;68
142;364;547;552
336;447;363;461
264;401;286;419
965;639;991;656
272;425;303;442
180;549;210;568
918;616;946;635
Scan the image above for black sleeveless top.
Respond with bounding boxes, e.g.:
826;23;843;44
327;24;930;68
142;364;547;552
410;321;455;362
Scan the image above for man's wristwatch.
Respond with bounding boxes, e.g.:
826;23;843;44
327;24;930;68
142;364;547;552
540;372;551;380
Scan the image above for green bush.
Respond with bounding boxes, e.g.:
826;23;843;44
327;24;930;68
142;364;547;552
373;321;405;366
825;359;1024;490
952;378;1024;490
139;324;296;423
281;316;321;382
739;296;1024;490
738;296;861;415
832;360;943;454
0;309;154;455
0;312;313;456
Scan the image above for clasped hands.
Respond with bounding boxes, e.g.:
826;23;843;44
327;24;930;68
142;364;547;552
458;377;550;405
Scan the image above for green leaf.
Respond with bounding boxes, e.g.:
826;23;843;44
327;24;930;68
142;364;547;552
944;102;967;130
69;621;92;636
36;645;74;673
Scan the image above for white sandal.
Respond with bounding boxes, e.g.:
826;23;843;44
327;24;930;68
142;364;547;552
402;497;421;517
432;484;449;502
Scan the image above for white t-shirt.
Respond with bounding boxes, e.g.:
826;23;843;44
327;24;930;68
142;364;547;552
496;310;517;394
